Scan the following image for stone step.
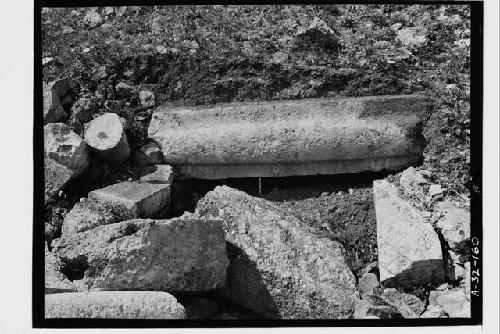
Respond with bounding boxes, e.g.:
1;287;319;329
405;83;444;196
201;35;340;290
148;95;429;179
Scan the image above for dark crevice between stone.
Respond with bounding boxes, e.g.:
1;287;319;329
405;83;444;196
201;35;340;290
60;254;89;281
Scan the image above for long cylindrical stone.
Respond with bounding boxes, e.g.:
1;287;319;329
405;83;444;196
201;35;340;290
148;95;429;179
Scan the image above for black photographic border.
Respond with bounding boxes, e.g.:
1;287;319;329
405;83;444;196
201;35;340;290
33;0;483;328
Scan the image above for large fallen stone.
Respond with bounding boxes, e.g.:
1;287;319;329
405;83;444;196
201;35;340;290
44;123;90;178
61;200;117;236
428;288;470;318
434;201;470;254
45;243;77;294
87;181;170;220
45;291;185;319
43;79;73;124
373;180;445;288
196;186;356;319
84;113;130;165
52;217;229;292
44;157;72;201
149;95;429;179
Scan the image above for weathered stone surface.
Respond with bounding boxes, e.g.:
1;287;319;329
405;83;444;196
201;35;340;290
353;296;403;319
61;200;117;236
52;217;229;292
44;123;90;177
44;158;72;201
434;201;470;254
380;288;425;319
43;79;73;124
45;291;185;319
358;272;379;297
139;90;155;107
149;95;429;179
115;82;134;98
132;141;164;166
373;180;445;288
83;11;103;28
428;288;470;318
140;165;174;184
196;186;356;319
84;113;130;165
87;181;170;220
420;304;446;318
399;167;428;196
45;243;77;294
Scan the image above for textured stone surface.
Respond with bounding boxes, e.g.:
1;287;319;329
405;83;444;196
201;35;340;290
44;158;73;201
132;141;164;166
52;217;229;292
380;288;425;319
44;123;90;177
149;95;429;179
45;291;185;319
353;296;403;319
358;272;379;297
43;79;72;124
434;201;470;254
399;167;428;196
45;243;77;294
428;288;470;318
196;186;356;319
88;181;170;220
84;113;130;165
139;90;155;107
61;200;117;236
140;165;174;184
373;179;445;288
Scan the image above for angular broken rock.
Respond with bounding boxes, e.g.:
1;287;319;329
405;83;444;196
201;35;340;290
379;288;425;319
45;243;77;294
196;186;356;319
353;296;403;319
132;140;164;166
84;113;130;165
45;291;185;319
61;200;117;236
428;288;470;318
373;180;445;288
149;95;429;179
358;272;379;297
88;181;170;220
44;123;90;178
43;79;73;124
52;217;229;292
44;157;72;201
434;201;470;254
140;165;174;184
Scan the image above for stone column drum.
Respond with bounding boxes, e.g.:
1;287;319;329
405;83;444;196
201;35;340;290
148;95;429;179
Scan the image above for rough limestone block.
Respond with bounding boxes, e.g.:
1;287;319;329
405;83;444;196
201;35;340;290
44;123;90;178
373;180;445;288
44;157;73;201
45;243;77;294
52;217;229;292
61;200;117;236
428;288;470;318
43;79;72;124
45;291;185;319
139;165;174;184
379;288;426;319
84;113;130;165
87;181;170;220
434;201;470;254
149;95;429;179
196;186;356;319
